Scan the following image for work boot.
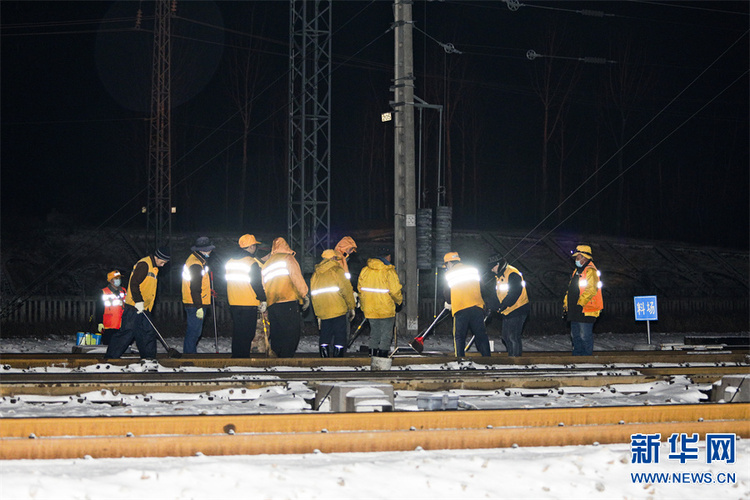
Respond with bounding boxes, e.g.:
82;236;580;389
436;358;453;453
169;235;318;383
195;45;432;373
369;348;377;357
332;345;345;357
319;344;329;357
377;349;389;358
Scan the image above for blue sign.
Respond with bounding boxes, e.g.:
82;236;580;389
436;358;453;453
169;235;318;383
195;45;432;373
634;295;658;321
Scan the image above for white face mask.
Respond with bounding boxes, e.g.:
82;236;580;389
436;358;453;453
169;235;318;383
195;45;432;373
113;278;122;287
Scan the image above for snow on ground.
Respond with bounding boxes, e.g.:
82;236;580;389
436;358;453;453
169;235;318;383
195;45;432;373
1;332;748;499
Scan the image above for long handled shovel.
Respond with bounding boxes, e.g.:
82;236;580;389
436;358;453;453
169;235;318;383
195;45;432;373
210;272;219;353
409;307;450;354
346;317;369;349
465;311;494;351
142;312;182;358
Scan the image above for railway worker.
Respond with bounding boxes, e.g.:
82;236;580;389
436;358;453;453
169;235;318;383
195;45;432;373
563;244;604;356
443;252;492;357
225;234;266;358
488;254;530;357
261;237;309;358
104;247;170;360
357;247;403;358
182;236;215;354
95;270;127;345
310;250;356;357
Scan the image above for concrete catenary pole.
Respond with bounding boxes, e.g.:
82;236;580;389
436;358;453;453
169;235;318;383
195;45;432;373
393;0;418;341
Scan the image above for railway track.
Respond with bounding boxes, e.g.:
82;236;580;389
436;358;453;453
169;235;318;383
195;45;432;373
1;350;747;395
2;403;748;460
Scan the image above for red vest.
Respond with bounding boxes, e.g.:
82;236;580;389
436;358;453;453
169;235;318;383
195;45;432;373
101;286;126;329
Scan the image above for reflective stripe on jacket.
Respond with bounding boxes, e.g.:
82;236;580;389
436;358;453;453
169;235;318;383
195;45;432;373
124;256;159;311
445;262;484;315
101;286;126;329
358;258;403;319
310;258;355;320
495;265;529;316
225;255;263;306
262;254;308;306
182;252;211;306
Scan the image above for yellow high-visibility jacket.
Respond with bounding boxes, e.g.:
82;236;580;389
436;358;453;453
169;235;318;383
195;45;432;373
124;256;159;311
358;258;403;319
445;262;484;315
310;257;355;320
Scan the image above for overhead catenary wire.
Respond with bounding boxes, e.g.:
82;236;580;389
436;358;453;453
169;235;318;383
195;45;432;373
1;7;394;317
502;29;749;262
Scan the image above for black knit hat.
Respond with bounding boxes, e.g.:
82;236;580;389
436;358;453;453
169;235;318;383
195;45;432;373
154;246;171;261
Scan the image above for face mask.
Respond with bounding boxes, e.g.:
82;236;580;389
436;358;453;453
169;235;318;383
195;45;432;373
200;251;211;258
113;278;122;287
575;260;583;268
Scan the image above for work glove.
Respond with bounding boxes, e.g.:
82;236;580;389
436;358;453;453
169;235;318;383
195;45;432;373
196;308;205;320
301;295;311;311
211;289;218;298
348;309;356;322
444;301;452;311
134;302;145;314
259;301;267;314
97;323;104;333
395;302;403;313
353;291;360;309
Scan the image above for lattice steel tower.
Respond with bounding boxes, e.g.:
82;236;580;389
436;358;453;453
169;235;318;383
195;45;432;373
146;0;174;249
288;0;331;273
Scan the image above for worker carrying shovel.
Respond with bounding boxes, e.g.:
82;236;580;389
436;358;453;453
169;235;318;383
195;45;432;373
442;252;491;357
105;247;171;360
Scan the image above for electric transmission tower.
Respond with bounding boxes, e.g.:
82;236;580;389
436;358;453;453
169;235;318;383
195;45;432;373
288;0;331;273
146;0;174;249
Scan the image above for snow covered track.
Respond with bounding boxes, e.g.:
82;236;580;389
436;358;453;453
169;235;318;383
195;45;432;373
1;404;747;460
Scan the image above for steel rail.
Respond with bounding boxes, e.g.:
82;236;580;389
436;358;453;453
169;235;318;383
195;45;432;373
1;349;747;370
2;365;747;397
1;403;747;460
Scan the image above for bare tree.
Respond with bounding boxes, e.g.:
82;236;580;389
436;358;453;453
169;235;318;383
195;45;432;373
530;26;581;219
225;5;268;228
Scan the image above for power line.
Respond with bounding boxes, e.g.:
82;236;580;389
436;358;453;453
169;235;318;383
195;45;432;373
503;29;749;261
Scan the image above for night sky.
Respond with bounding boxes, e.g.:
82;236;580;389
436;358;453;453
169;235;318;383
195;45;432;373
1;1;748;249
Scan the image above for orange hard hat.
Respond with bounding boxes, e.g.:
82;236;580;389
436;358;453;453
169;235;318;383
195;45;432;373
107;270;121;282
443;251;461;264
239;234;261;248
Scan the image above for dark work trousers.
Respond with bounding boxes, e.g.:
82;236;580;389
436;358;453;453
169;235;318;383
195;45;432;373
267;301;302;358
452;306;491;357
101;328;118;345
230;305;258;358
319;314;348;354
500;310;528;357
105;306;157;359
570;321;595;355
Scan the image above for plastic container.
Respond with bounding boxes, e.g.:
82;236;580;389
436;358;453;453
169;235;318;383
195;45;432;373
76;332;102;346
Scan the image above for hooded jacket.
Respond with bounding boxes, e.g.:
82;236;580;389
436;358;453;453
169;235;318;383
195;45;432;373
261;238;308;306
310;257;355;320
358;257;403;319
334;236;357;279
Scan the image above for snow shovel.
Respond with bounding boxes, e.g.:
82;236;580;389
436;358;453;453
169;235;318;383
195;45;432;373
142;312;182;358
346;317;369;349
409;307;450;354
464;311;494;351
210;271;219;354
